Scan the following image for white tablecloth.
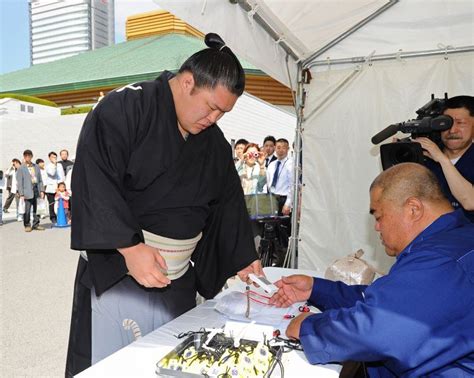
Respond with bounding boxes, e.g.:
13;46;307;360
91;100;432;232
77;267;341;377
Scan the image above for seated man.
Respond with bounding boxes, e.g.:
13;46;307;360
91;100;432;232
270;162;474;377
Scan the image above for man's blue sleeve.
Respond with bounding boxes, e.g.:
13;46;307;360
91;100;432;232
308;278;367;311
299;251;472;368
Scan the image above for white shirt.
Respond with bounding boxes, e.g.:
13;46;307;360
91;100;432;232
45;162;65;194
266;156;294;207
6;167;18;193
264;154;276;168
450;156;461;165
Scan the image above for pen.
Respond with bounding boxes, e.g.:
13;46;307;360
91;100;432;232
245;285;250;318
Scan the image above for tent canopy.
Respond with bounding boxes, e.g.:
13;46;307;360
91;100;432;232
154;0;474;84
155;0;474;272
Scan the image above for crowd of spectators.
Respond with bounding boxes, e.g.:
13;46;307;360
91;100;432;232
234;135;294;215
0;149;73;230
234;135;294;266
0;136;292;230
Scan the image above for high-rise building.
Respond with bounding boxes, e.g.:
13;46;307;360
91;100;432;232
29;0;115;65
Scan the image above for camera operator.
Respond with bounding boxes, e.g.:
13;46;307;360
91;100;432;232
415;95;474;222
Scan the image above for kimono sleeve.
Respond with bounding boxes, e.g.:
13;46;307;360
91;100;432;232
71;91;142;251
192;152;258;299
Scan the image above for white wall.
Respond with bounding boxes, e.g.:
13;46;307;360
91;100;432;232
0;98;61;120
219;92;296;150
0;92;296;169
0;114;84;169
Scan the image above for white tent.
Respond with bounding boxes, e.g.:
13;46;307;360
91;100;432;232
154;0;474;273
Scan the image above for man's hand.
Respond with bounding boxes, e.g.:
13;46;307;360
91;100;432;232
269;274;313;307
40;191;45;199
414;137;448;164
282;205;291;216
286;312;313;340
118;243;171;288
237;259;264;283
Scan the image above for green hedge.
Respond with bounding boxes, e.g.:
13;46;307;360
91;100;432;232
61;106;93;115
0;93;58;107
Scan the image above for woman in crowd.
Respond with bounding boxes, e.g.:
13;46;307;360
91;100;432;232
237;143;267;194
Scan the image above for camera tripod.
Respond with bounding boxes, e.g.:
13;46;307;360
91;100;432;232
256;216;289;267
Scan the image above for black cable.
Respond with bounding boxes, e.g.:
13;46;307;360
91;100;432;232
270;336;304;351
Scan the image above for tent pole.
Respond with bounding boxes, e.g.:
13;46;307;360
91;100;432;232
230;0;300;60
302;0;399;67
307;46;474;69
286;62;305;269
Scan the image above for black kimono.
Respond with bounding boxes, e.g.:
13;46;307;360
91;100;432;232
65;72;257;376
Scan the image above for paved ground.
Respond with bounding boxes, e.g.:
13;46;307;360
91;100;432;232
1;212;78;377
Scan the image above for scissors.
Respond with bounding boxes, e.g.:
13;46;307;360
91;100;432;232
298;304;310;313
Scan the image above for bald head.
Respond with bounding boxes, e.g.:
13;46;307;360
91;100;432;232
370;163;450;207
369;163;453;256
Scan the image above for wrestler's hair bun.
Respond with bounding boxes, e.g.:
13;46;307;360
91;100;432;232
205;33;226;50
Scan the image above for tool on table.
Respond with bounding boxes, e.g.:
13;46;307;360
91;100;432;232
245;285;251;318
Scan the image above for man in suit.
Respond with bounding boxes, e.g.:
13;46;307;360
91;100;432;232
263;135;277;168
16;149;45;232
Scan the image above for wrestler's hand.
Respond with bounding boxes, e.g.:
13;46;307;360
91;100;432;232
237;259;264;284
118;243;171;288
282;205;291;216
414;137;448;164
269;274;313;307
286;312;313;340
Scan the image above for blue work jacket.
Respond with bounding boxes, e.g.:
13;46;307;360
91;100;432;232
300;209;474;377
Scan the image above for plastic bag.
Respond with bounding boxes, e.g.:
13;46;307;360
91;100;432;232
325;249;384;285
37;198;48;217
18;197;25;215
215;291;295;326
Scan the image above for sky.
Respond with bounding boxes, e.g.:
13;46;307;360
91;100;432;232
0;0;159;75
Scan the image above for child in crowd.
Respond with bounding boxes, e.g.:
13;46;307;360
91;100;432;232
54;182;71;224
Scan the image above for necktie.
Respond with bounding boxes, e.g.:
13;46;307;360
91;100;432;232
271;160;281;188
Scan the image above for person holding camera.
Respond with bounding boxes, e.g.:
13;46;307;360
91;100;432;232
237;143;267;194
415;95;474;221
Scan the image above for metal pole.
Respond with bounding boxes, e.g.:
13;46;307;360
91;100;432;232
306;45;474;69
230;0;300;61
286;62;305;268
302;0;399;67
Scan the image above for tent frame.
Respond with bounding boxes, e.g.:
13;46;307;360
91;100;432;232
308;45;474;68
229;0;474;268
230;0;402;268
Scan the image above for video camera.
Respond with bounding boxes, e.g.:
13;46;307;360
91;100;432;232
371;94;453;170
